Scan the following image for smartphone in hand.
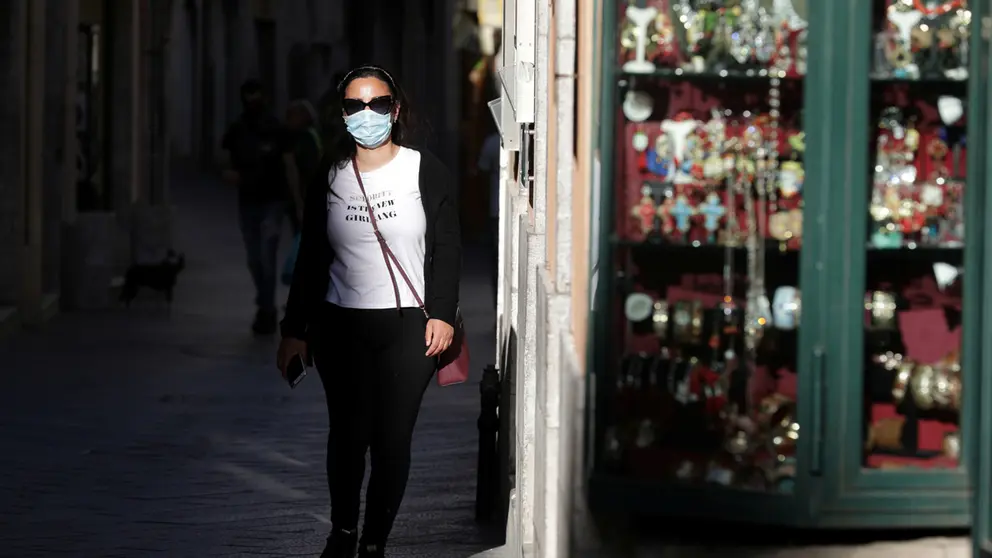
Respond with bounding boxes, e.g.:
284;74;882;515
286;354;307;389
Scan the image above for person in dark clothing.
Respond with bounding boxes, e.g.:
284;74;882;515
221;79;295;335
284;99;323;234
276;66;461;558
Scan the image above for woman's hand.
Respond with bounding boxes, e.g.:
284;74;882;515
277;337;308;378
425;319;454;357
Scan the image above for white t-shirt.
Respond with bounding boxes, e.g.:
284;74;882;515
325;147;427;309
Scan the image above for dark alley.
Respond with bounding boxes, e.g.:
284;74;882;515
0;170;500;557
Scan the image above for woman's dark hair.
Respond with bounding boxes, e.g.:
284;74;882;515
320;65;422;172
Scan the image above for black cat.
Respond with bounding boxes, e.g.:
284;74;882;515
120;250;186;308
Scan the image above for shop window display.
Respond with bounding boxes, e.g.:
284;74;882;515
604;0;809;493
861;0;968;470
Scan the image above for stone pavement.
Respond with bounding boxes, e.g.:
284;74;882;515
0;169;502;557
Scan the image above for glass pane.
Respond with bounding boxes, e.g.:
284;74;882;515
602;0;808;493
861;0;969;470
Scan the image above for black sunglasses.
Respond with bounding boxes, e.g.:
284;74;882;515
342;95;394;116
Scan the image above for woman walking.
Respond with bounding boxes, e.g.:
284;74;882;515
277;65;461;558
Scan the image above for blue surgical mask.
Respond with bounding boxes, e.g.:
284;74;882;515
344;110;393;148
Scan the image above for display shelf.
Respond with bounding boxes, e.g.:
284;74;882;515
590;0;987;533
619;68;804;81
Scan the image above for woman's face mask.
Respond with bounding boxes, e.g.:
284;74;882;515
344;109;393;148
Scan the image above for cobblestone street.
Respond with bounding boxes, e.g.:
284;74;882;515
0;170;501;558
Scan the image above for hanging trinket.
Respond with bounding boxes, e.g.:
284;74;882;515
699;192;727;244
671;191;696;240
632;130;650;152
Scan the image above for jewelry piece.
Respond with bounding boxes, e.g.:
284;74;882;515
672;300;694;343
865;416;905;452
872;351;904;370
932;360;962;411
650;11;678;62
672;299;704;343
910;364;937;411
651;300;669;340
769;412;800;459
690;299;704;341
624;292;655;323
771;286;800;330
779;160;804;198
892;360;915;405
742;115;765;354
674;0;705;72
943;431;961;460
865;291;898;330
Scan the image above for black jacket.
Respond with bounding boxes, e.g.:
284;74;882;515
280;149;462;340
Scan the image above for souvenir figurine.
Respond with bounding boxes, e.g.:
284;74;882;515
646;133;673;180
778;160;804;198
661;114;701;176
650;11;679;65
944;7;971;80
885;0;924;79
657;191;676;236
682;131;707;181
632;185;657;236
672;0;708;72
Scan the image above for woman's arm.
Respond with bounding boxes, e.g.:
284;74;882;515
280;165;328;339
428;171;462;327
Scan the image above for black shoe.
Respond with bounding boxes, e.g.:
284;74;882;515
357;542;385;558
252;308;278;335
320;528;357;558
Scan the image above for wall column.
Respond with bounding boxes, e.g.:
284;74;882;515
19;0;47;326
131;0;175;266
0;0;28;326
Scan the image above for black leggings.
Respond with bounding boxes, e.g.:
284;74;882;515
312;303;436;545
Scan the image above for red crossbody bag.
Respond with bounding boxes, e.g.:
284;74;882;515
350;158;470;386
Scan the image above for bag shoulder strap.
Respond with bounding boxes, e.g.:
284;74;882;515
350;158;427;315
